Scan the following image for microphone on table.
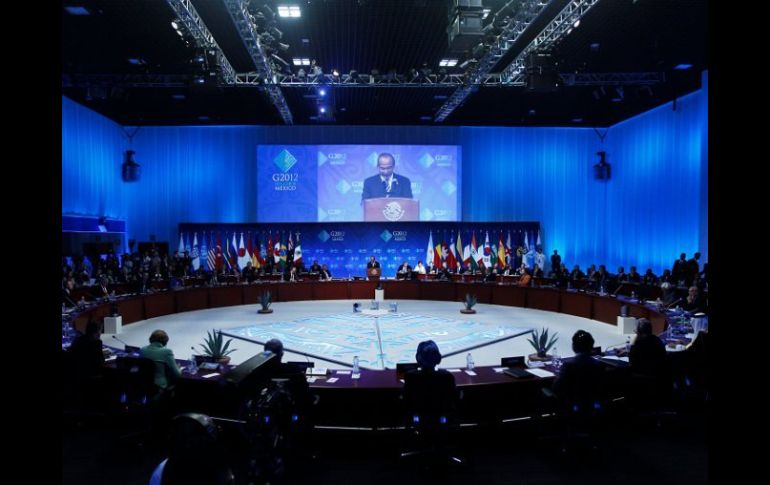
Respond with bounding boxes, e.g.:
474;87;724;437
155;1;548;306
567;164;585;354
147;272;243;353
112;335;129;347
112;335;139;354
664;298;683;310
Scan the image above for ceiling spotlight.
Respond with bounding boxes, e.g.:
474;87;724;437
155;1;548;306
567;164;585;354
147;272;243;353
319;106;327;114
332;69;339;77
171;20;179;30
318;88;327;97
277;5;301;18
573;19;581;28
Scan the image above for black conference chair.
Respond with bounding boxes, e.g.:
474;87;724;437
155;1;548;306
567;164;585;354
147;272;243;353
149;413;236;485
541;365;610;455
400;369;464;468
112;356;162;443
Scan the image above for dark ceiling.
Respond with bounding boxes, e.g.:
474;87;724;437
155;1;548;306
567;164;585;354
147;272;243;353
61;0;708;127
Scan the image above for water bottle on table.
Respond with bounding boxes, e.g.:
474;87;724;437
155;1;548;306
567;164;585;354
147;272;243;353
352;356;360;374
466;353;474;370
188;354;198;375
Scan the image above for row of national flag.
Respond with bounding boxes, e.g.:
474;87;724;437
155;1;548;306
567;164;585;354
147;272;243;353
425;230;541;271
177;231;303;272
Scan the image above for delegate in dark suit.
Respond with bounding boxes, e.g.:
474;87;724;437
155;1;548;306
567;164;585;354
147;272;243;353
361;173;413;200
361;152;413;200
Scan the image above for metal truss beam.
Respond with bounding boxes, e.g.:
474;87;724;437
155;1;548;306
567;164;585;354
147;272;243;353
62;72;664;89
499;0;602;84
222;0;293;124
164;0;236;84
435;0;552;122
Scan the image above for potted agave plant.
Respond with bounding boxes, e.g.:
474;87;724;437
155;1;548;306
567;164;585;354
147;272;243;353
197;330;237;365
461;293;477;314
258;290;273;314
527;327;559;361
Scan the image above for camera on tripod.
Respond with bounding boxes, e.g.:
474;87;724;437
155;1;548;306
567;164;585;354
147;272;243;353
246;378;300;431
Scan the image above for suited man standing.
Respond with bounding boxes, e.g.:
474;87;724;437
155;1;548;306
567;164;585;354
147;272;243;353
361;152;413;201
550;250;561;275
366;256;381;269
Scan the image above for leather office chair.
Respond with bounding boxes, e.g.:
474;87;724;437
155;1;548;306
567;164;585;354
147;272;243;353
400;368;464;467
149;413;235;485
113;356;163;444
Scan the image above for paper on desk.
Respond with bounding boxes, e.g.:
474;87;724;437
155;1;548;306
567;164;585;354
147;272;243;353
464;370;477;376
525;368;555;378
202;372;220;379
336;370;351;375
602;355;629;362
447;369;462;373
105;355;117;362
326;377;339;383
492;367;506;373
352;373;361;380
306;376;318;383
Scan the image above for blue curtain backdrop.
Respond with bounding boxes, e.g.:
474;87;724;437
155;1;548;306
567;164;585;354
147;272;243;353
62;75;707;275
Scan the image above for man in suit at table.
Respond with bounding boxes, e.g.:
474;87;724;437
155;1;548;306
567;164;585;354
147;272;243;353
361;152;413;201
366;256;381;269
319;264;332;281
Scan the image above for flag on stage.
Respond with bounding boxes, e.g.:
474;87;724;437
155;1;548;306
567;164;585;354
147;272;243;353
446;233;457;270
191;233;200;271
470;231;479;271
426;231;435;268
224;233;233;270
185;234;192;255
248;232;258;268
279;233;288;268
287;232;294;266
434;239;443;269
238;233;250;269
273;237;281;264
206;233;215;271
520;232;530;268
177;233;185;255
455;230;463;270
505;231;512;266
497;233;506;269
482;231;491;268
200;232;209;271
259;234;267;266
230;232;239;270
215;233;225;272
294;233;303;267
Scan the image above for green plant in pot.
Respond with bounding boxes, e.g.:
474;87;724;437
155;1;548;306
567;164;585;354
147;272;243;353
461;293;477;314
527;327;558;359
258;290;273;314
198;330;237;364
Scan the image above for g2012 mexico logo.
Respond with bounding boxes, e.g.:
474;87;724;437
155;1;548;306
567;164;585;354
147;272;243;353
382;201;405;221
272;149;298;191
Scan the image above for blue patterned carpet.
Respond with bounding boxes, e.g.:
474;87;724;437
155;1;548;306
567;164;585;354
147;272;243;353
223;312;532;369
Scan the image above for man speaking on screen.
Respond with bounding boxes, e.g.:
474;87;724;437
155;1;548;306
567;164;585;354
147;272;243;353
361;152;413;201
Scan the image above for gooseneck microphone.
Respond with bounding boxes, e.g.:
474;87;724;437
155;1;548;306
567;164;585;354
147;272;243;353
664;298;683;310
112;335;129;347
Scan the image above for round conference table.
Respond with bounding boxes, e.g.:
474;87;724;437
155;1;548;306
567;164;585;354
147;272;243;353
68;279;671;427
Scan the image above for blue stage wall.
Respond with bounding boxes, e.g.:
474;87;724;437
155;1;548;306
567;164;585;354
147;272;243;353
62;76;707;275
